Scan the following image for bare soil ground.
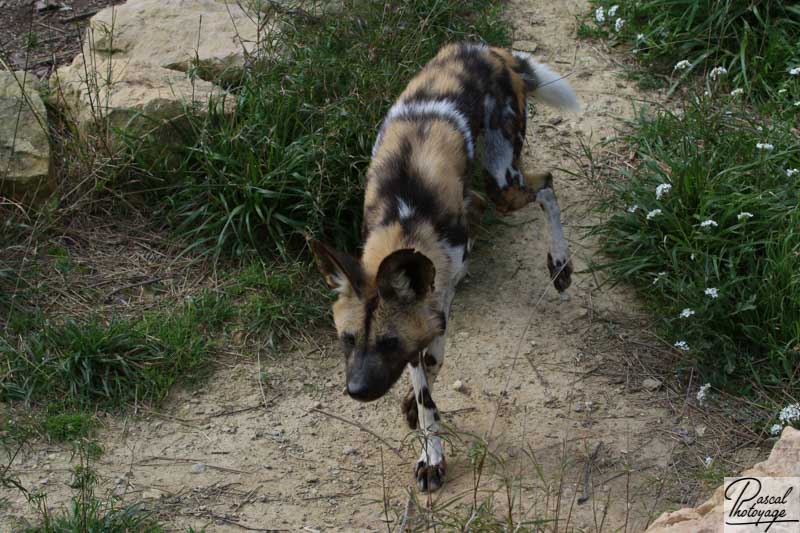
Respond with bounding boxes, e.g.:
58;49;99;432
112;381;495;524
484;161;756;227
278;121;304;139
1;0;768;531
0;0;124;78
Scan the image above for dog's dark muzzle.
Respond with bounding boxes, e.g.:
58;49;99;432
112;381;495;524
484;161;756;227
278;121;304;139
345;350;403;402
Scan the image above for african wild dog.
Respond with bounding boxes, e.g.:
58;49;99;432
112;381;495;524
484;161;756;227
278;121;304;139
311;42;579;492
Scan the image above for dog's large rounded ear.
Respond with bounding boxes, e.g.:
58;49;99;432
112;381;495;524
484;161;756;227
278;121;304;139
310;240;364;298
376;249;435;302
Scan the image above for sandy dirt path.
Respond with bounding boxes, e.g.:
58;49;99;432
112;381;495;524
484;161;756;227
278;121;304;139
3;0;693;531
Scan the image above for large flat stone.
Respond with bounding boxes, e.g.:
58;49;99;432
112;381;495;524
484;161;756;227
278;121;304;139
50;56;232;138
85;0;264;83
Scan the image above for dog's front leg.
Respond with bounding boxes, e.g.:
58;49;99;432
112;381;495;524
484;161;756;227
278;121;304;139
409;337;446;492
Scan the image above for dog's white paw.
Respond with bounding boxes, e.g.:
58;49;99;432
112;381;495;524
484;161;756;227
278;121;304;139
415;457;446;492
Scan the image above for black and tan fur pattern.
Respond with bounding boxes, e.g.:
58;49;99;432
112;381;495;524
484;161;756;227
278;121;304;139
313;42;579;492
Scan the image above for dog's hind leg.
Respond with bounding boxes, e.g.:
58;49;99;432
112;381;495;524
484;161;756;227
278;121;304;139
481;89;572;292
533;174;572;292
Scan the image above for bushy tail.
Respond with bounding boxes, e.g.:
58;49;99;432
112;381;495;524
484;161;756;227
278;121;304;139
511;51;580;112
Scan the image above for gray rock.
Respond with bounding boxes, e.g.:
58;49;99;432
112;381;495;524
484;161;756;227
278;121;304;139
0;71;52;201
642;378;662;391
190;463;207;474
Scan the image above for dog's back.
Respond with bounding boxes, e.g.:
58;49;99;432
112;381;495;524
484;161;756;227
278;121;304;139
363;43;579;280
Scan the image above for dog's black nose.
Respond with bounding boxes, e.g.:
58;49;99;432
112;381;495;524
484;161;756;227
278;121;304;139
346;381;371;401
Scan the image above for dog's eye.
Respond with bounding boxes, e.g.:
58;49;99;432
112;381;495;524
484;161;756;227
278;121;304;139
341;333;356;350
376;336;400;353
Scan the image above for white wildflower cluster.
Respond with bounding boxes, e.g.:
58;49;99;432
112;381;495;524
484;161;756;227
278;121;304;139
768;404;800;436
787;168;799;177
674;340;690;351
696;383;711;404
779;403;800;425
704;456;713;468
595;6;605;22
655;183;672;200
595;5;624;33
708;67;727;80
737;212;754;221
795;102;800;107
646;208;662;220
700;219;718;228
730;88;744;96
674;60;692;71
756;142;774;151
704;287;719;299
679;308;695;318
627;204;639;213
789;67;800;76
636;33;645;42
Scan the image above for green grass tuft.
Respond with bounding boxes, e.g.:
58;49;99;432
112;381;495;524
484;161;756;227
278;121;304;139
42;413;95;442
227;261;330;347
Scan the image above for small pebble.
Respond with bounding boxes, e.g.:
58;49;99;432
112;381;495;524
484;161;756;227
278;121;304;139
452;380;465;392
642;378;662;391
191;463;207;474
342;446;358;456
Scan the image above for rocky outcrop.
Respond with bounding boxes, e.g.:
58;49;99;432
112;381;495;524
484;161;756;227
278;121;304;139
85;0;263;83
51;56;231;137
646;427;800;533
49;0;257;141
0;71;52;200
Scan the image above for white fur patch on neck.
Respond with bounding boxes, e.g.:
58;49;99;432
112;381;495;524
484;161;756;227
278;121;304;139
372;99;474;160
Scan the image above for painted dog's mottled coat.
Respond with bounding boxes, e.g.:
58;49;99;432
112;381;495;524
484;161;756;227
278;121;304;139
312;42;579;492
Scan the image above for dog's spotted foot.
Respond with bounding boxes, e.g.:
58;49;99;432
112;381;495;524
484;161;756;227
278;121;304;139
401;388;418;429
415;458;446;492
547;253;573;293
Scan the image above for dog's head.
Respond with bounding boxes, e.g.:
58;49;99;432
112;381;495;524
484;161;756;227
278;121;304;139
311;241;444;402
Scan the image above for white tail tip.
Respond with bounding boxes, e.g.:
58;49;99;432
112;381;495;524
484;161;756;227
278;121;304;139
512;51;581;112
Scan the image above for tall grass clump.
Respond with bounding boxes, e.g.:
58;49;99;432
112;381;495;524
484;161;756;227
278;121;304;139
0;292;232;411
591;92;799;395
130;0;509;258
583;0;800;99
